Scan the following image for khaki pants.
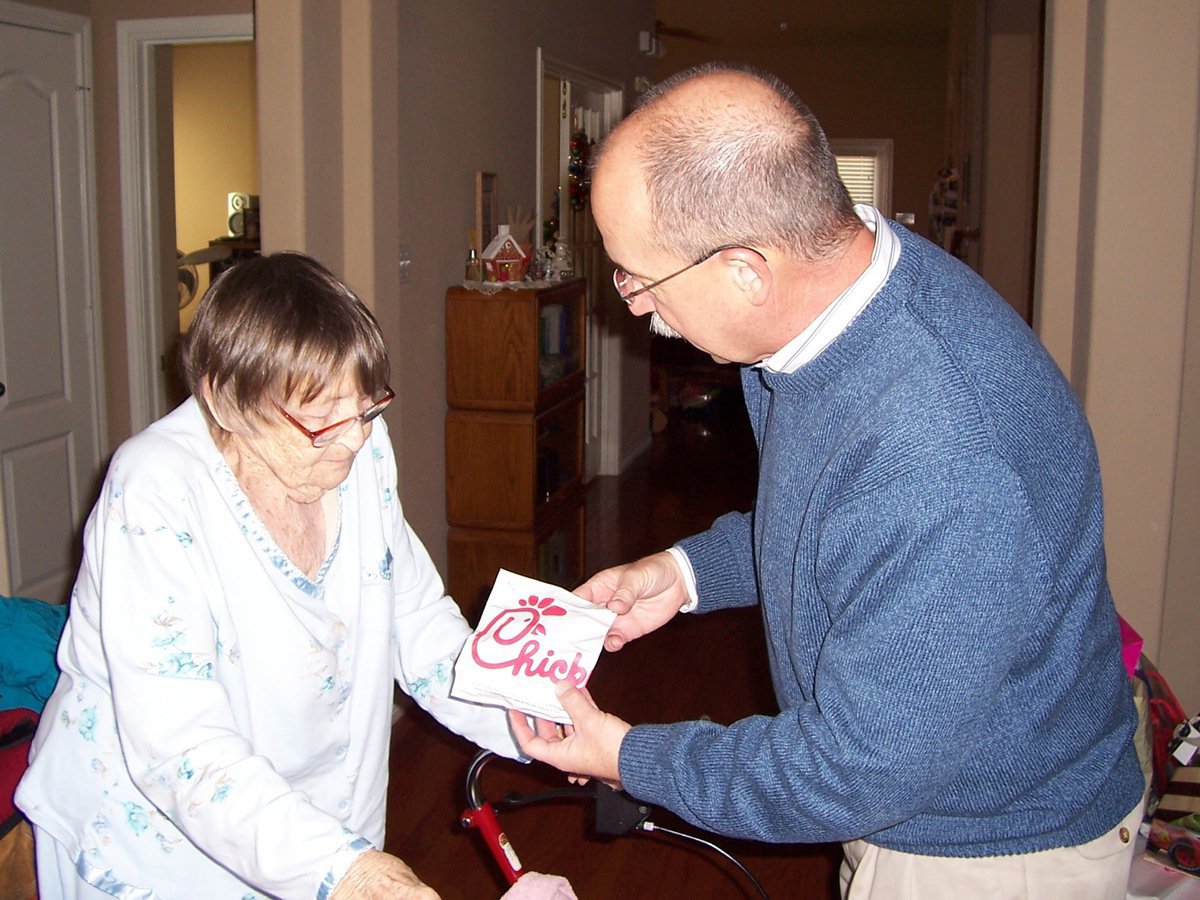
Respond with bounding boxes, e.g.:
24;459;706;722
0;820;36;900
840;801;1143;900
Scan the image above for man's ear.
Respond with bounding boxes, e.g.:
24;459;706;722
725;248;771;307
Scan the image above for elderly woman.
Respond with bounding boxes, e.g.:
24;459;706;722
17;253;516;899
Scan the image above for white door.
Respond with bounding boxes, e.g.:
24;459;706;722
0;8;104;604
565;82;623;482
537;54;623;480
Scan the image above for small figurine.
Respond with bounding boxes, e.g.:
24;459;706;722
464;247;483;282
551;239;575;280
481;225;529;282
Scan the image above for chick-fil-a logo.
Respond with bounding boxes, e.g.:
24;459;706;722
470;594;590;686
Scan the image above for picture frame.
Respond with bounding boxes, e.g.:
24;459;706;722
475;171;498;253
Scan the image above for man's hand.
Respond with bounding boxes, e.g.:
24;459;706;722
575;551;690;652
330;850;440;899
509;683;631;786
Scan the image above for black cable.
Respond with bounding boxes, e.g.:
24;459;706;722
466;750;769;897
637;820;770;900
496;789;592;811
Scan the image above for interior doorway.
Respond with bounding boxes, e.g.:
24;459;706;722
535;50;624;481
116;13;255;433
172;42;260;331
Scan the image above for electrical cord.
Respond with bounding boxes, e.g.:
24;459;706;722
638;820;770;900
464;752;769;897
496;789;593;811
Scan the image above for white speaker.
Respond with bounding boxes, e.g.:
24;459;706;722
227;192;259;238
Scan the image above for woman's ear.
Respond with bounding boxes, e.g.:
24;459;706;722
200;380;234;433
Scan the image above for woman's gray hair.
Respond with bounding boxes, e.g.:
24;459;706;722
600;62;860;263
181;252;389;434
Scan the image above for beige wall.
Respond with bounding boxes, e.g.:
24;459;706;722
255;1;654;568
392;3;652;556
1037;0;1200;710
173;41;258;326
10;0;86;15
979;0;1041;321
1163;168;1200;711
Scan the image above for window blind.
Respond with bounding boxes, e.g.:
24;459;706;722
836;155;878;207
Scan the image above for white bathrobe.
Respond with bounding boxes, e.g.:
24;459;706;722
17;398;517;899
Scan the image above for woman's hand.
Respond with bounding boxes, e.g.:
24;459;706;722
330;850;440;900
575;551;691;652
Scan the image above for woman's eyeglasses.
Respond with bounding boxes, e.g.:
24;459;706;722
612;245;765;304
275;385;395;448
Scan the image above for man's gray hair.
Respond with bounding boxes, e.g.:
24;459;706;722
601;63;860;263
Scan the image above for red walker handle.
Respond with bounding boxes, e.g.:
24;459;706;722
461;800;525;886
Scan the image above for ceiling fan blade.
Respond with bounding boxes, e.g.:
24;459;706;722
178;245;234;267
655;19;720;45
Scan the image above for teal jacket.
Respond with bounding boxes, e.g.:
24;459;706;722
0;595;66;714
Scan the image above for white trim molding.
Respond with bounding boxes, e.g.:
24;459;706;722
116;14;253;432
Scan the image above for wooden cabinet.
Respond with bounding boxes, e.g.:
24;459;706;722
445;278;587;618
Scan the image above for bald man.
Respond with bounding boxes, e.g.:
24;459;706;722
511;63;1144;899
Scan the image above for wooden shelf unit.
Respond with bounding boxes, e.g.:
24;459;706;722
445;278;587;618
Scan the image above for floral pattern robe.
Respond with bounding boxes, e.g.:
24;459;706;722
16;398;517;898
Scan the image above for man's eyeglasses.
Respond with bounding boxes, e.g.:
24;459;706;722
275;385;395;448
612;244;765;304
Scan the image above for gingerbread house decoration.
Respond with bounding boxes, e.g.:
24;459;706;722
481;224;529;282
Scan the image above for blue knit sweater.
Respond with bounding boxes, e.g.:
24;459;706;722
618;224;1144;856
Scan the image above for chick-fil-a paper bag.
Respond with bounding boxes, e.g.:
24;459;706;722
451;569;615;724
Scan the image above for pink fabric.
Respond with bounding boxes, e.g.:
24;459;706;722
1118;615;1143;679
499;871;577;899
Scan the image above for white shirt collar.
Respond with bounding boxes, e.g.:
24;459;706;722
760;204;900;374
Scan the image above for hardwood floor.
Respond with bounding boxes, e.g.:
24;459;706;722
386;387;842;899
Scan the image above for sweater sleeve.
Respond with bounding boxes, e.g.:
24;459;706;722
619;458;1038;843
674;510;761;612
